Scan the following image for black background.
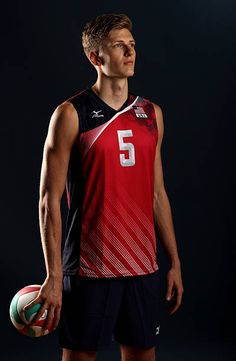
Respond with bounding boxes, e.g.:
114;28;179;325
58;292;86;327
1;1;235;360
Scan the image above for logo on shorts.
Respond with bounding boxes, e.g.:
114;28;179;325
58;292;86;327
155;325;160;335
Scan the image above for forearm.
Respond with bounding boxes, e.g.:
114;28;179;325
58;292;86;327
39;197;63;280
153;189;181;268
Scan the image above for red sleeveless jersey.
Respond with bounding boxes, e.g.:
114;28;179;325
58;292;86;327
62;87;159;278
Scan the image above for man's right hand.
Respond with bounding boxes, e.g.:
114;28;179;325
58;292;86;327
23;275;63;332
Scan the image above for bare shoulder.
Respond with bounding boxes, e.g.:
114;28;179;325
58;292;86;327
57;100;77;114
151;102;162;113
151;102;164;146
46;100;79;149
49;100;79;133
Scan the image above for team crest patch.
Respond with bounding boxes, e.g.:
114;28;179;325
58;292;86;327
133;106;148;118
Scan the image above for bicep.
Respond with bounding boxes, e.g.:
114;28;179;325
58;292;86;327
39;102;79;202
152;103;165;199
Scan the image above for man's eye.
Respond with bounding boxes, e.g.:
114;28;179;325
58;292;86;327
113;43;135;48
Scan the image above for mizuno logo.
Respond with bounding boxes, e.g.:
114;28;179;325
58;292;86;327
155;325;160;335
91;110;104;118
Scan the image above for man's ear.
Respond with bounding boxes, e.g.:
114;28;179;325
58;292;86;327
89;50;103;66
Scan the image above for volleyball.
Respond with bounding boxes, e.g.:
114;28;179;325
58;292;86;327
9;284;53;337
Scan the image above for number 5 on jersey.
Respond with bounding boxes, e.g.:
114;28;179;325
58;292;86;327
117;130;135;167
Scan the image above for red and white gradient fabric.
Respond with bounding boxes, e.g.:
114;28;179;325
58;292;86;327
71;96;159;278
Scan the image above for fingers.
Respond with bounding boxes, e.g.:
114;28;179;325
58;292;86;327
166;280;174;301
21;279;63;333
52;306;62;330
24;297;62;332
166;267;184;315
42;305;62;332
168;287;184;315
30;302;48;324
23;292;47;324
43;305;55;331
23;296;42;324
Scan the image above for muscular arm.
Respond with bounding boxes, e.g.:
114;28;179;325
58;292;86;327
152;104;180;267
152;102;184;314
24;101;79;330
39;101;79;279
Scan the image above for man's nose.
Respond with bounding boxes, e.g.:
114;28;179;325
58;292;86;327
124;44;134;56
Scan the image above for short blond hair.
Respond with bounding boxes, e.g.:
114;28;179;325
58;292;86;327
82;13;133;57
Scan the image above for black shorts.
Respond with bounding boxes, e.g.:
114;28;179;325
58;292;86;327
58;270;162;352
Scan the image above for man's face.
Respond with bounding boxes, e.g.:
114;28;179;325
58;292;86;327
94;28;136;78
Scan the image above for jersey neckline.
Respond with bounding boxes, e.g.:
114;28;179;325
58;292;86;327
86;86;133;113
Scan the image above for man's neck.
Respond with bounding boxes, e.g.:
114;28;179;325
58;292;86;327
91;76;129;111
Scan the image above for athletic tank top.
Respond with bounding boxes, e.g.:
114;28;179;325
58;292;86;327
62;86;159;278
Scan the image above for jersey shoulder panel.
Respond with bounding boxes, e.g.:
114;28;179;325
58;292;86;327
64;89;90;133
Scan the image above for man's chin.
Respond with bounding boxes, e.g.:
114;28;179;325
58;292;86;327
111;69;135;79
124;69;135;78
127;71;135;77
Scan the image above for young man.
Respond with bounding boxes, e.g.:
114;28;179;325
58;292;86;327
25;13;184;361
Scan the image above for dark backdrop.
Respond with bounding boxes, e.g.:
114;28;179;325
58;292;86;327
1;1;235;360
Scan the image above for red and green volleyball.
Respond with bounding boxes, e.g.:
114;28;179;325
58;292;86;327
9;284;53;337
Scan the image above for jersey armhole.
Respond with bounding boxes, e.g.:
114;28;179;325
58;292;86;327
66;99;81;137
150;101;159;143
